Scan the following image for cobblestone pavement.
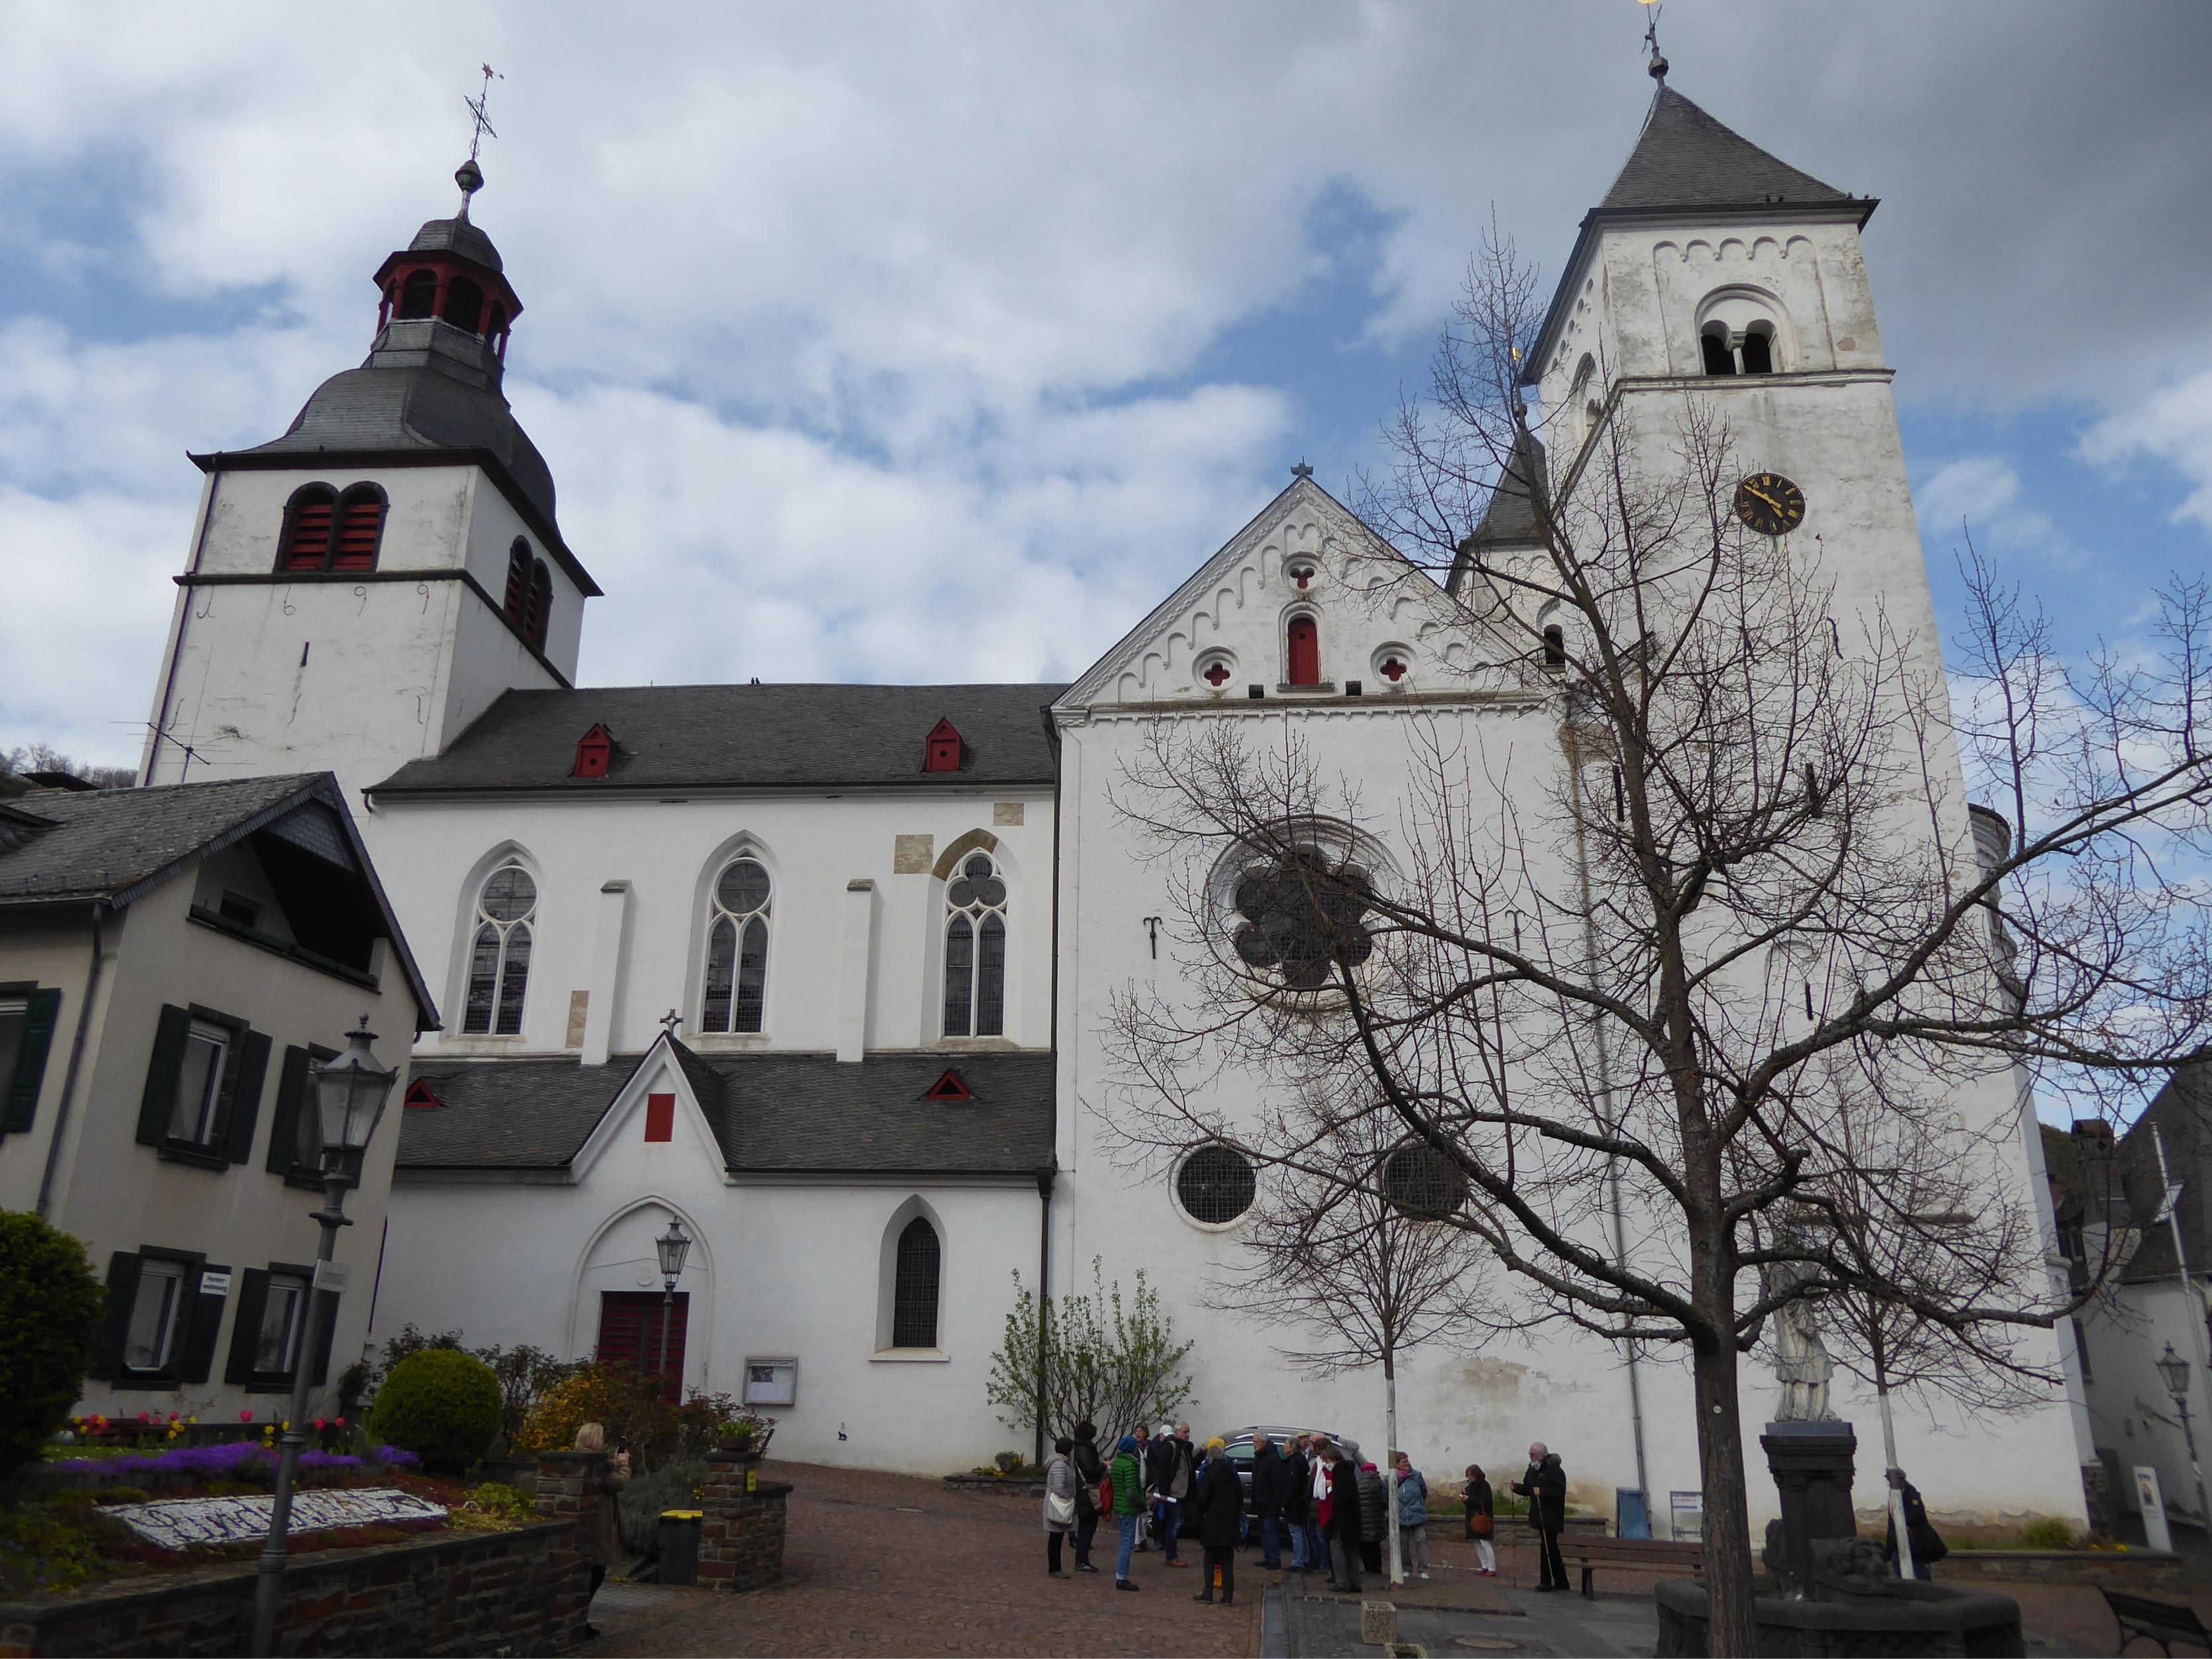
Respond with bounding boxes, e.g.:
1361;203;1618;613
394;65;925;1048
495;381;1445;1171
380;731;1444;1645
591;1461;1261;1657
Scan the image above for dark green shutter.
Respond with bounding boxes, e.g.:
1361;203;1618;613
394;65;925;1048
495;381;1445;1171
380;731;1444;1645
225;1269;271;1385
223;1031;272;1164
136;1005;192;1147
88;1251;142;1380
180;1264;229;1384
266;1046;312;1174
3;986;62;1134
308;1288;341;1387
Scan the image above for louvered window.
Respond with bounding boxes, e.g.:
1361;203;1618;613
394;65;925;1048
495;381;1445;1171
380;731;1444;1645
504;539;532;625
279;486;337;571
890;1218;941;1348
280;483;382;573
525;560;552;649
331;486;384;571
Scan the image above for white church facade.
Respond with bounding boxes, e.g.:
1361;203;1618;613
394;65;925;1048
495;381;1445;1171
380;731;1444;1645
135;84;2097;1528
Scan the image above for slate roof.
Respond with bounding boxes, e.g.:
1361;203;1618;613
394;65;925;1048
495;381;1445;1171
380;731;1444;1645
1471;431;1547;545
408;213;503;273
372;682;1065;796
2116;1065;2212;1286
1601;87;1853;213
398;1043;1055;1178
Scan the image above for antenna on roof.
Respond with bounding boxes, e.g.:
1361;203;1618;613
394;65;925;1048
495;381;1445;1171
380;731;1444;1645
1639;0;1668;84
455;63;502;217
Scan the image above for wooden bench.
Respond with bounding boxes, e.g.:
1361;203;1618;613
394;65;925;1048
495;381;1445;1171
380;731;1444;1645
1559;1536;1706;1599
2104;1587;2212;1656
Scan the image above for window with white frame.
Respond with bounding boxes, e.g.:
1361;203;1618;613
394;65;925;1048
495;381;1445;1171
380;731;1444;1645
122;1258;190;1374
463;862;536;1035
167;1020;234;1147
251;1272;310;1379
942;852;1008;1037
702;857;772;1033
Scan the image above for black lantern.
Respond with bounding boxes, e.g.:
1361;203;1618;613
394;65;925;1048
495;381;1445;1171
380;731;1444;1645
656;1217;692;1285
2158;1342;2191;1401
310;1017;399;1175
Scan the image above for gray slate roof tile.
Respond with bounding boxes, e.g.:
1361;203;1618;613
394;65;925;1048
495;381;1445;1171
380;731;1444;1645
1601;87;1851;213
398;1044;1055;1176
373;682;1064;795
0;773;331;903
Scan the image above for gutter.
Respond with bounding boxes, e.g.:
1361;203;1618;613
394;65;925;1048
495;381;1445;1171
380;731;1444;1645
36;905;109;1219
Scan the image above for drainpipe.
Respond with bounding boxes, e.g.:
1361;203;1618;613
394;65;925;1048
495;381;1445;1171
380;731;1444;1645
1035;1163;1056;1469
37;906;109;1220
1566;740;1650;1512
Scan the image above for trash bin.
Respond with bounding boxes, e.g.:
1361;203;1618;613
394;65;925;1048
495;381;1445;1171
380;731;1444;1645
659;1509;702;1587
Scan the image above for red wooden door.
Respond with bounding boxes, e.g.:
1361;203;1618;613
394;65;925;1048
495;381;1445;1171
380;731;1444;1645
597;1290;688;1400
1287;616;1320;686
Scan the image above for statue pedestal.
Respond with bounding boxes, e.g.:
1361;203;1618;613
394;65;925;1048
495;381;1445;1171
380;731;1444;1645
1761;1420;1857;1594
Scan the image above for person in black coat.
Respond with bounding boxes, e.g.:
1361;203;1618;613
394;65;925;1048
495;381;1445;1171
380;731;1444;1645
1883;1467;1945;1580
1326;1445;1364;1593
1511;1442;1569;1591
1070;1420;1106;1574
1145;1424;1195;1565
1191;1438;1245;1605
1356;1461;1388;1573
1249;1435;1288;1569
1280;1439;1312;1572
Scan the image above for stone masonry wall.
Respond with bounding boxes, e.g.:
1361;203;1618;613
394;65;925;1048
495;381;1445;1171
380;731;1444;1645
0;1522;583;1658
698;1452;791;1592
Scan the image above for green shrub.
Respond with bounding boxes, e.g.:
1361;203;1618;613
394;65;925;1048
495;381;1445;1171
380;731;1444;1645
0;1506;106;1598
0;1210;106;1479
2017;1516;2078;1550
367;1349;502;1474
513;1361;672;1461
616;1460;705;1554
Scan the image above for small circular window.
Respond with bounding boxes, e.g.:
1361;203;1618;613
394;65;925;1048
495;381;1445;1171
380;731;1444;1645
1231;849;1377;990
1381;1144;1469;1219
1176;1143;1257;1226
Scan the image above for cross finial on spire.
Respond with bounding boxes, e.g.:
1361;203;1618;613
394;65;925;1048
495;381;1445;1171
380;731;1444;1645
455;64;502;216
660;1009;682;1038
1640;1;1668;83
1291;459;1314;479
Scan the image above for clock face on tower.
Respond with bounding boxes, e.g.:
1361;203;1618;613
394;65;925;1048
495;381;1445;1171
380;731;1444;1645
1733;472;1806;536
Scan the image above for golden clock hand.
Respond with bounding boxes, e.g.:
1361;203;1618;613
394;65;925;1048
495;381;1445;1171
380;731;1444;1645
1745;485;1784;513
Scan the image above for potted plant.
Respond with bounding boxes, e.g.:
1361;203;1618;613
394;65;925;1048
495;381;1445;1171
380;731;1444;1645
715;1408;776;1461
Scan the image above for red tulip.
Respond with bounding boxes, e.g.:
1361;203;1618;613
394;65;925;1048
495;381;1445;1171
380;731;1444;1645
240;1410;254;1422
314;1418;328;1431
138;1412;151;1424
335;1417;347;1428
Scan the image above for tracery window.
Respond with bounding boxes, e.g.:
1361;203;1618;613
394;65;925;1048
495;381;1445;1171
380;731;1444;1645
942;852;1008;1037
1230;846;1375;990
462;862;536;1035
701;858;772;1033
890;1217;942;1348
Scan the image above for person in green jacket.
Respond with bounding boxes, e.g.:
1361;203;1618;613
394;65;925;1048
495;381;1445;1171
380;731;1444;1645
1110;1436;1146;1589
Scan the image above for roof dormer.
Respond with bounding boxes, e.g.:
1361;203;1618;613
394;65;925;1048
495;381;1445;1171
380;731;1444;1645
923;718;964;774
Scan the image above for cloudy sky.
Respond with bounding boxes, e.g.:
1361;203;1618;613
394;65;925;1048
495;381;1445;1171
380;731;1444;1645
3;1;2208;771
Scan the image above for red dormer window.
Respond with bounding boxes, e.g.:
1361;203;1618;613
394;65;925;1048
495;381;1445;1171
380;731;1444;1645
924;1069;972;1103
923;718;964;773
403;1080;443;1110
573;724;614;779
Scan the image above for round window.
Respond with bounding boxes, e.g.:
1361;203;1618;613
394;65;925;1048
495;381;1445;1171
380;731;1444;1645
1381;1143;1470;1218
1176;1143;1257;1226
479;865;536;922
1230;849;1376;990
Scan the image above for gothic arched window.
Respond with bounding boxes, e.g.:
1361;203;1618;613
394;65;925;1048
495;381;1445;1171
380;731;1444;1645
701;858;772;1033
943;852;1008;1037
462;862;536;1035
890;1216;942;1348
1287;614;1320;687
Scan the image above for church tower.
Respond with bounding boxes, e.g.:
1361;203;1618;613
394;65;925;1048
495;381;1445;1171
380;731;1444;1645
139;160;599;808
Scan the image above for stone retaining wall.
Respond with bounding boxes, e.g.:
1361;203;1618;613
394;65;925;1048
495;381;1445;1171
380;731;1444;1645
1936;1548;2185;1589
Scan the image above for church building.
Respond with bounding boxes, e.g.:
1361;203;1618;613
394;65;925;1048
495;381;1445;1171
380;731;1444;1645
135;80;2097;1528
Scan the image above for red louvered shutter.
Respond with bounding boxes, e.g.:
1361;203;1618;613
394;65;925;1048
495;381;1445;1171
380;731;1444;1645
281;490;336;571
504;543;531;623
525;561;552;648
331;493;383;571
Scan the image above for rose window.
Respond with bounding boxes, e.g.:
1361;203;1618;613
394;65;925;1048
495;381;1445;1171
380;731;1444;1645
1231;849;1376;990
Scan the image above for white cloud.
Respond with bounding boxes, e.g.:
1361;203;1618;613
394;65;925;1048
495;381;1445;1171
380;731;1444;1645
2079;367;2212;532
1914;456;2075;569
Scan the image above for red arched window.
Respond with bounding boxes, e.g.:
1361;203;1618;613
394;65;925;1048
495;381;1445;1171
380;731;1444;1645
279;485;337;571
525;560;552;649
396;269;438;320
504;540;532;627
1287;615;1320;687
331;486;385;571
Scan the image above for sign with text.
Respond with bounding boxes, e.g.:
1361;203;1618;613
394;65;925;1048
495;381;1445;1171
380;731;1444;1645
2135;1465;2173;1554
108;1487;446;1552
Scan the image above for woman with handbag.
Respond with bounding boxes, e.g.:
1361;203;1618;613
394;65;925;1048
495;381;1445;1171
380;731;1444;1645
1464;1464;1496;1577
1043;1437;1078;1577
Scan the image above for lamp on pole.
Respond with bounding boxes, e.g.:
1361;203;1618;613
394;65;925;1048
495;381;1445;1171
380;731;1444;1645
2156;1342;2209;1536
250;1017;398;1658
655;1216;691;1402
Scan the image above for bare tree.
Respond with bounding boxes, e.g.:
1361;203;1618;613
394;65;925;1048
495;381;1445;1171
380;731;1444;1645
1095;230;2209;1654
1202;1110;1498;1583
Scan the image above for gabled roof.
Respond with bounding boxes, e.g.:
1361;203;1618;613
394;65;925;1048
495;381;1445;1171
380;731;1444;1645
397;1041;1055;1178
1601;87;1853;214
0;773;438;1027
371;683;1063;797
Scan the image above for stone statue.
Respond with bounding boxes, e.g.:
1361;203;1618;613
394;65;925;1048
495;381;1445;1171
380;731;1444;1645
1763;1255;1837;1422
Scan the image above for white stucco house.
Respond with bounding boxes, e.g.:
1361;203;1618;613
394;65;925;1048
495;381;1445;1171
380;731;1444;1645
123;80;2101;1525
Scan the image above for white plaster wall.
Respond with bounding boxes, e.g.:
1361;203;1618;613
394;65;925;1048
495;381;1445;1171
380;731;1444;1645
2081;1279;2212;1527
363;788;1055;1059
372;1045;1041;1473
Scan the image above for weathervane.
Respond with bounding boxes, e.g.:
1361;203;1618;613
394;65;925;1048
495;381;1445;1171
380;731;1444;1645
1639;1;1668;83
455;63;502;215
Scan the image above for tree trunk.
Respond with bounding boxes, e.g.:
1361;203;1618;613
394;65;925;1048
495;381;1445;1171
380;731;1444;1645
1385;1358;1403;1587
1692;1331;1758;1655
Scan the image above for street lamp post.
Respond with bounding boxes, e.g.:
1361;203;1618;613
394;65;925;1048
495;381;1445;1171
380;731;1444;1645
249;1018;398;1659
655;1217;691;1402
2156;1342;2209;1537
